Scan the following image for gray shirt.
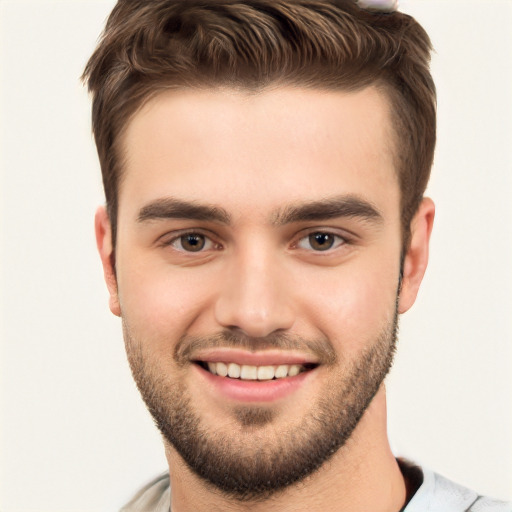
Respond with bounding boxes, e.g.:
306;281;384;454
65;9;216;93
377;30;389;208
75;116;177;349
120;464;511;512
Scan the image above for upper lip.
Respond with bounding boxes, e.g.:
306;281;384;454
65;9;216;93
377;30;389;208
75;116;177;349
192;348;319;366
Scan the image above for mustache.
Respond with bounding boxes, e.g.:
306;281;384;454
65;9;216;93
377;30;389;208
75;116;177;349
174;330;337;366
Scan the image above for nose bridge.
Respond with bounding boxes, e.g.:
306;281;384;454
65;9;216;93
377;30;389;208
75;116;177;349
214;237;295;337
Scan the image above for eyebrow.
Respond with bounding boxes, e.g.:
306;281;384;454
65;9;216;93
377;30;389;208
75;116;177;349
137;197;231;224
137;195;383;226
271;195;383;225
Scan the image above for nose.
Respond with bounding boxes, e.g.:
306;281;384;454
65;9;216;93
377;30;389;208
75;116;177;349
214;247;295;338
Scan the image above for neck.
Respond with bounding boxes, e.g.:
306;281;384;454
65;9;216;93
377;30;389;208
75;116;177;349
165;386;406;512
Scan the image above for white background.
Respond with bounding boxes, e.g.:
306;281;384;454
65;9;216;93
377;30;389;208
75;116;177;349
1;1;511;510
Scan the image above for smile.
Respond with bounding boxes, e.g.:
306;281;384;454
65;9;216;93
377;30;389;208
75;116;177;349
198;361;316;380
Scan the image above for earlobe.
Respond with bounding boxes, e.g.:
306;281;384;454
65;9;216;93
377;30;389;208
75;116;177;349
398;198;435;314
95;206;121;317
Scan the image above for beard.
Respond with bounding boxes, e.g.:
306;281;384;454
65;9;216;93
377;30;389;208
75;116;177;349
123;306;399;502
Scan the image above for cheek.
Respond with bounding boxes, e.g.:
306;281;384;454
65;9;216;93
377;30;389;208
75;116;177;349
297;258;399;355
116;259;218;342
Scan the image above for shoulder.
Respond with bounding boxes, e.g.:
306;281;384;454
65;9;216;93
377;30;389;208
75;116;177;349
119;472;170;512
404;466;511;512
118;466;511;512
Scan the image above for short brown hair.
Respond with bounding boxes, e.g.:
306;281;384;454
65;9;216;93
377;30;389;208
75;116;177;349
83;0;436;247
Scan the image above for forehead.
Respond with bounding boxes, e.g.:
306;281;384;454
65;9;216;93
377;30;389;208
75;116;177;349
119;86;399;222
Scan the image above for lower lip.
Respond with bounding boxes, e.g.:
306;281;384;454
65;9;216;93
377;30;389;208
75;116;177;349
195;364;314;403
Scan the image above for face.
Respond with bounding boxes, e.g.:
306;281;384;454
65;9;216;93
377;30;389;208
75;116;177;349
96;86;433;500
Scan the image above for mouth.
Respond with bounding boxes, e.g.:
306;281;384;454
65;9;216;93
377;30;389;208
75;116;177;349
196;361;318;381
190;349;321;402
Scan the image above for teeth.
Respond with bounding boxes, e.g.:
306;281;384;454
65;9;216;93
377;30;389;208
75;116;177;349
275;365;288;378
257;366;275;381
227;362;241;378
216;361;228;377
288;365;301;377
240;365;258;380
204;362;308;380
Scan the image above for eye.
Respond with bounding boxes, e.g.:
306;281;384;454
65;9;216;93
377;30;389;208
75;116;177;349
169;232;215;252
296;232;346;252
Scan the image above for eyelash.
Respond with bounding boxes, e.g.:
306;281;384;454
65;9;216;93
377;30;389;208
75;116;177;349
160;229;350;254
161;230;221;253
294;231;348;252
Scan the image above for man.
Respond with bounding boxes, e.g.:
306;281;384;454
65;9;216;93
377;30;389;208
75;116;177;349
83;0;510;510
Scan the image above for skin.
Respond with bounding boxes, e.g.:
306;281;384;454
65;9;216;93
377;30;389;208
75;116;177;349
96;86;434;512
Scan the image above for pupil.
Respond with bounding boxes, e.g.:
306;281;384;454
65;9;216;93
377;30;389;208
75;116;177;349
182;234;205;251
310;232;333;251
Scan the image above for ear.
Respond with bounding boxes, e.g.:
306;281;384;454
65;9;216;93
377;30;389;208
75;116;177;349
95;206;121;317
398;197;435;314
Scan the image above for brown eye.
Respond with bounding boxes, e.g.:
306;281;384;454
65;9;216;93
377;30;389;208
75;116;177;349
308;232;335;251
178;233;206;252
296;231;345;252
